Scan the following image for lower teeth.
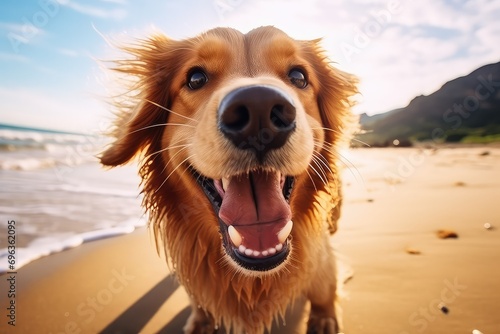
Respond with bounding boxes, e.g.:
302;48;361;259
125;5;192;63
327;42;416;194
237;244;284;257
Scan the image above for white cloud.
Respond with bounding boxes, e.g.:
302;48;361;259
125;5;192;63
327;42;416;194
320;0;499;114
216;0;345;39
59;0;127;20
119;0;500;116
201;0;499;115
473;22;500;55
2;0;498;126
0;52;30;63
0;22;26;34
0;21;47;52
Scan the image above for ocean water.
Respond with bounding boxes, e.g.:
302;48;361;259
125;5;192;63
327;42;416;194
0;124;145;272
0;123;439;273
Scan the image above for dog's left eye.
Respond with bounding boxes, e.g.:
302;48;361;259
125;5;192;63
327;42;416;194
187;69;208;90
288;68;307;88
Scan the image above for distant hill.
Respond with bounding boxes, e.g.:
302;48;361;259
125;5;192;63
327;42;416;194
356;62;500;147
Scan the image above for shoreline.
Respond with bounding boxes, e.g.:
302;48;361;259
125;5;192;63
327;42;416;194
0;223;145;274
1;147;499;333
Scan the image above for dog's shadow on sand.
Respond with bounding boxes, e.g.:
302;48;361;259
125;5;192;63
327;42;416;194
99;274;305;334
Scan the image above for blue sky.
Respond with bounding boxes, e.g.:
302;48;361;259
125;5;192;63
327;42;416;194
1;0;499;133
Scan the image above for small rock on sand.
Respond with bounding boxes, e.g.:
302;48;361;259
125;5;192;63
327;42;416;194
438;302;449;314
405;247;421;255
437;229;459;239
484;223;494;230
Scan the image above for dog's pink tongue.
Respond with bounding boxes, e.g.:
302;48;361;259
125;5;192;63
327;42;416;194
219;170;291;250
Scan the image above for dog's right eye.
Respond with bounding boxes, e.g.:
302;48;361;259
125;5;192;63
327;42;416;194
187;69;208;90
288;68;308;89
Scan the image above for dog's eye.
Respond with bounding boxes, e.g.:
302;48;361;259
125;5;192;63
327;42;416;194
187;69;208;90
288;68;307;88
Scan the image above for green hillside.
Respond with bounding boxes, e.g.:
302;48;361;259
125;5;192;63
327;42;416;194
356;62;500;147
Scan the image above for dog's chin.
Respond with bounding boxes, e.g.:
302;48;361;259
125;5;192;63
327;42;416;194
225;241;293;277
192;167;295;274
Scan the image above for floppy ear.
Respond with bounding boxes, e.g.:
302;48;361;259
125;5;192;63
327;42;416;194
304;39;358;146
100;34;180;167
302;39;358;234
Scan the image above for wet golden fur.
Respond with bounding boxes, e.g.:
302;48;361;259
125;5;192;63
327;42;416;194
101;26;357;333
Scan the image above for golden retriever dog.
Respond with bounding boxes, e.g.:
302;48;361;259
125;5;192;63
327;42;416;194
100;26;357;334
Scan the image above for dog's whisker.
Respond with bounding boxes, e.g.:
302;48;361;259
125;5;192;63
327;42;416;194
140;137;191;166
308;160;328;187
315;141;365;187
129;122;196;135
144;99;199;123
151;146;189;191
143;143;192;162
313;152;336;179
305;168;318;193
175;161;196;189
312;126;371;147
101;26;360;333
311;158;337;198
311;153;329;186
155;154;195;194
335;151;366;187
311;148;338;183
310;159;328;187
154;144;189;172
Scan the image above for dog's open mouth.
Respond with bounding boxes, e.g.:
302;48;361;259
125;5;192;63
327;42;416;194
194;168;295;272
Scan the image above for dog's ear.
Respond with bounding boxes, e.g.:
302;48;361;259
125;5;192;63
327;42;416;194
100;35;180;167
302;39;358;234
303;39;358;145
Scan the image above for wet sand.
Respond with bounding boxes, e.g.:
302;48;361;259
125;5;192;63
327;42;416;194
1;147;499;333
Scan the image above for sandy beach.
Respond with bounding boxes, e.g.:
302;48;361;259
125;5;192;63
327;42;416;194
1;146;499;333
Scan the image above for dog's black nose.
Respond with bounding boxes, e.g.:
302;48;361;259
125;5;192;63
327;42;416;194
218;85;296;161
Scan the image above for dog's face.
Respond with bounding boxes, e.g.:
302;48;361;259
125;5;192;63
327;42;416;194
101;26;356;275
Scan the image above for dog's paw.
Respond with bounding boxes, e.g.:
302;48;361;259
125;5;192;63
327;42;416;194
306;315;339;334
183;320;217;334
183;310;217;334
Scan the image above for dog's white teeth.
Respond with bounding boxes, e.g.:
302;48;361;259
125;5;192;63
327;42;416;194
226;213;291;255
228;225;242;247
237;243;287;257
277;220;293;244
222;177;230;192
